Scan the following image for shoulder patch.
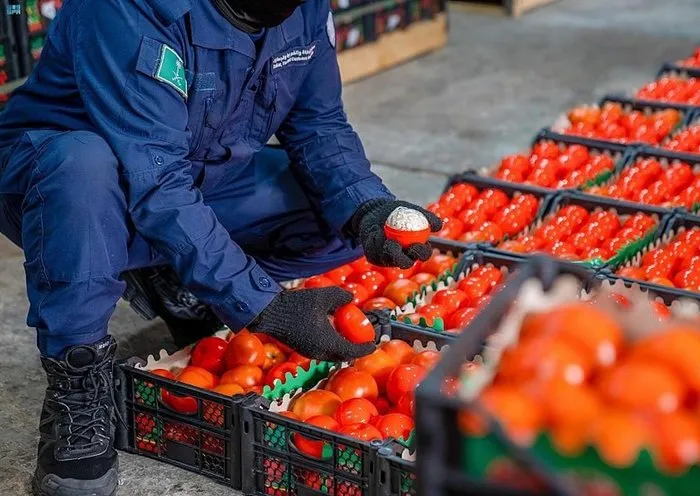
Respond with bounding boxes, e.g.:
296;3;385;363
326;12;336;49
154;44;188;98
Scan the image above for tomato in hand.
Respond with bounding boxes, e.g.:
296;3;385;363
383;279;420;306
362;297;398;312
375;413;415;441
265;362;300;388
225;331;265;369
327;367;379;401
291;390;342;420
334;398;379;426
221;365;263;388
380;340;416;365
190;337;228;375
304;275;335;289
386;364;427;404
337;423;383;442
294;415;338;459
334;304;375;344
340;282;370;306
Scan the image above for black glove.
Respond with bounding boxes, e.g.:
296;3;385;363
248;287;375;361
350;199;443;269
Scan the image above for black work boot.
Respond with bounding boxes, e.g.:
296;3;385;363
121;266;224;348
33;336;120;496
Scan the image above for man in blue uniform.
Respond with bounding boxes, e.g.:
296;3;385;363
0;0;442;493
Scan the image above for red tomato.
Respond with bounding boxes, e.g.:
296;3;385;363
151;368;176;380
457;277;491;302
431;289;469;313
378;264;418;281
375;413;415;441
446;307;478;331
264;362;300;388
435;216;465;239
334;398;379;426
470;266;503;288
380;340;416;365
362;297;398;312
394;392;415;417
479;221;505;243
340;282;370;306
213;383;245;396
225;332;265;369
327;367;379;401
304;275;335;288
291;390;342;420
348;270;387;298
416;303;447;321
164;366;217;415
383;279;420;306
334;304;375;344
411;350;441;369
294;415;338;459
421;254;456;276
373;396;391;415
221;365;263;388
190;337;228;375
350;257;372;273
386;364;427;404
337;423;383;442
324;265;354;285
617;266;646;280
288;352;313;370
411;272;438;287
261;343;286;371
353;349;398;391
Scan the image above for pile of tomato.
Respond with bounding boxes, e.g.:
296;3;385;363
677;47;700;68
462;301;700;474
497;205;657;263
586;157;700;209
276;339;449;454
617;227;700;291
425;183;541;244
563;102;682;145
492;141;616;189
399;264;505;332
303;252;458;312
663;123;700;155
149;331;313;414
635;76;700;106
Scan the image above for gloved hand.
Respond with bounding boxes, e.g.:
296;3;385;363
248;287;375;361
350;199;443;269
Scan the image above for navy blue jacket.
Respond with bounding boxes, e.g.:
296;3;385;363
0;0;393;329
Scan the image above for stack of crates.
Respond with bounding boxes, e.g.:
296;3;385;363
0;0;21;105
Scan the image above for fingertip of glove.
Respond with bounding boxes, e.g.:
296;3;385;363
406;243;432;262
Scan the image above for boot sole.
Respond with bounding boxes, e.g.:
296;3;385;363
32;464;118;496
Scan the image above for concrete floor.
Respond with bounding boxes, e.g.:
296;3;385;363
0;0;698;494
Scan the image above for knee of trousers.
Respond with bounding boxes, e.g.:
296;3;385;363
22;131;130;284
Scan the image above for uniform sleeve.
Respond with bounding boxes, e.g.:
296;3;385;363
276;6;395;234
71;0;280;329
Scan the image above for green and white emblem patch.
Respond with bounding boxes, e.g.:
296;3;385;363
154;44;187;98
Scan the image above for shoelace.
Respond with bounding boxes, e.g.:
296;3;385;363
51;363;127;448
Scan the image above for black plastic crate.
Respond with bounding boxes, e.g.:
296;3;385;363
611;212;700;300
552;95;693;148
581;146;700;213
114;360;247;489
391;249;527;334
634;66;700;111
483;128;631;191
240;321;454;496
414;256;622;496
435;171;559;248
489;189;672;270
655;62;700;83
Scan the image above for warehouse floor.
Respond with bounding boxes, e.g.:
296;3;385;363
0;0;698;494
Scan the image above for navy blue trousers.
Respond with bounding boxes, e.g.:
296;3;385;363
0;130;361;356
